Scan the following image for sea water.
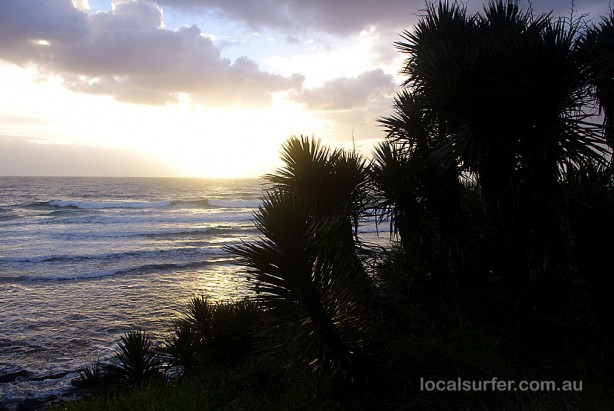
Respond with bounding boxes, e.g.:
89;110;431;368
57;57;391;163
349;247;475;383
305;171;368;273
0;177;384;407
0;177;268;407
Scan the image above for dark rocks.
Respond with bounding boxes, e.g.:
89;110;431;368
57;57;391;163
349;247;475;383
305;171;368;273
1;370;76;410
0;370;30;383
30;371;69;382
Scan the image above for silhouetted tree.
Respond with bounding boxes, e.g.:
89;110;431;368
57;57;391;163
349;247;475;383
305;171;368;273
583;14;614;153
230;136;374;380
383;0;608;288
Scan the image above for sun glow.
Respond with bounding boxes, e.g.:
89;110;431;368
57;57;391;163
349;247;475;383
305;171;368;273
155;93;324;178
0;63;325;177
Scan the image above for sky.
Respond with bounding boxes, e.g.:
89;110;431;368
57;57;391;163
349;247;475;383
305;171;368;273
0;0;611;177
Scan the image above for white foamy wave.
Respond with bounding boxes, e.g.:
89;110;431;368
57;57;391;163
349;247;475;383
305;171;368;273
46;198;261;210
48;200;172;209
208;199;261;208
52;210;253;226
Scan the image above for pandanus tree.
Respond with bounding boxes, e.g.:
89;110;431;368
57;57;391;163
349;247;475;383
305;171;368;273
374;90;464;281
230;136;373;379
75;330;163;391
265;136;370;251
383;0;608;285
583;14;614;153
161;297;261;374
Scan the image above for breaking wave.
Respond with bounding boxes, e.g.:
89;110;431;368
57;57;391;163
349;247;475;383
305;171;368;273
25;198;261;210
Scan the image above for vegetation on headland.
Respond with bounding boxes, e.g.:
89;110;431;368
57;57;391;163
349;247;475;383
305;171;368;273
56;1;614;409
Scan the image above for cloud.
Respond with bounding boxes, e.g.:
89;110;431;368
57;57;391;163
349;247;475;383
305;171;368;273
0;0;88;63
156;0;613;36
287;69;397;148
156;0;419;36
292;69;397;110
0;0;304;106
0;138;181;177
71;0;90;12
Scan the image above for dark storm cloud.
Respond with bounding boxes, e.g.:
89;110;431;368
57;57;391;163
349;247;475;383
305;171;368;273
292;69;397;110
0;0;304;105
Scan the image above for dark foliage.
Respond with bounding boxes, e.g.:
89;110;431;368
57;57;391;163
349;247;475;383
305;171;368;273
583;14;614;151
74;330;163;392
161;297;262;375
230;136;375;381
109;330;163;387
385;1;608;285
73;361;115;393
375;0;614;380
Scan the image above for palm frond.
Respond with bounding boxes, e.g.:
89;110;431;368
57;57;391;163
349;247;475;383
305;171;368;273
582;15;614;151
161;297;262;373
108;330;163;388
229;188;372;378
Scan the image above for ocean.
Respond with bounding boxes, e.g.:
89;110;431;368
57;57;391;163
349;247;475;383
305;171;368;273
0;177;268;407
0;176;385;408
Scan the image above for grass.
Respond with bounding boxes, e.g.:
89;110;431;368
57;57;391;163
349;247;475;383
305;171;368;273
55;355;348;411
